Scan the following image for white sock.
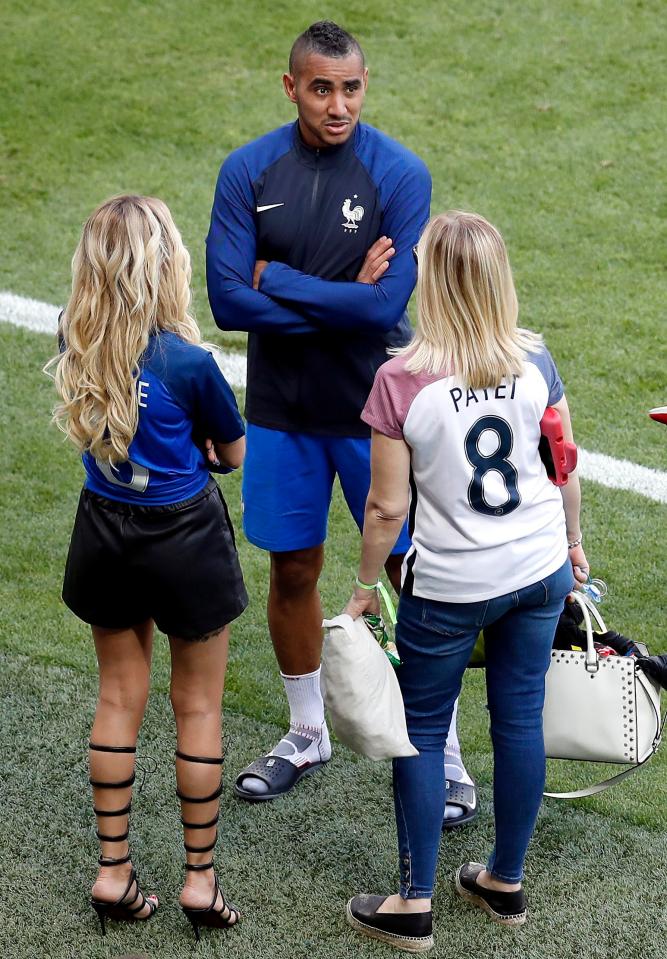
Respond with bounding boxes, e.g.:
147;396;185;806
444;699;473;819
281;667;325;728
445;698;461;754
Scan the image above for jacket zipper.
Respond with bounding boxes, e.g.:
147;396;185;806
310;149;320;213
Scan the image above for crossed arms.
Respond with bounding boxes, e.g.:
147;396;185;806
206;152;432;336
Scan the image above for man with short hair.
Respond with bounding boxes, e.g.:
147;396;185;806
207;21;474;818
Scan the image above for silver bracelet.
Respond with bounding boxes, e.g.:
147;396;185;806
567;537;582;549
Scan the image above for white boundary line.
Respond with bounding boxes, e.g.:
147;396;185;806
0;290;247;389
2;290;666;504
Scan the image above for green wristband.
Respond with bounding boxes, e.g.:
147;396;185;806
354;576;397;626
355;576;379;590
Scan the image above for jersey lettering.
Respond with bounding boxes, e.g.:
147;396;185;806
465;415;520;516
95;458;150;493
137;381;150;408
450;377;517;413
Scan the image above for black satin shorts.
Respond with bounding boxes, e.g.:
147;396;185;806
62;477;248;639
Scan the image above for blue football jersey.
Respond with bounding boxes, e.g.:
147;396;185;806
83;331;244;505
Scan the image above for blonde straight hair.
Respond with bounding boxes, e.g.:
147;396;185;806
48;195;201;464
397;211;541;388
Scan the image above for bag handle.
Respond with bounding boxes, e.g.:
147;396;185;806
567;590;607;672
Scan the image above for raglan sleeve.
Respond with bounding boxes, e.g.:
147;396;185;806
533;345;564;406
361;363;406;439
206;151;319;335
257;156;432;333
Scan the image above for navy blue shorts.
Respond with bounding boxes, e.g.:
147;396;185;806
241;424;411;554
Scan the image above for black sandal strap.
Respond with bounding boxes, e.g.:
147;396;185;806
98;854;131;867
175;750;224;764
94;801;132;817
207;874;234;918
185;861;215;872
125;897;149;915
184;837;217;853
90;772;136;789
96;829;129;842
89;742;137;754
181;813;219;829
176;782;223;803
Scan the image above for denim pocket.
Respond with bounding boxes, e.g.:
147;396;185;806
420;598;485;637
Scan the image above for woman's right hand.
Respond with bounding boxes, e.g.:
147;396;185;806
343;585;381;620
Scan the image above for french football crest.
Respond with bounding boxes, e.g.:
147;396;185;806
342;195;364;232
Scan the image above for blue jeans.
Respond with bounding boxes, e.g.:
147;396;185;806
393;559;573;896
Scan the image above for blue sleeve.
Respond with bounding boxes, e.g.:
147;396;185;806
157;340;246;444
206;150;319;335
258;158;432;333
530;345;564;406
193;350;246;443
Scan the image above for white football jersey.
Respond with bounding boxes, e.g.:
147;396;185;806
362;346;568;602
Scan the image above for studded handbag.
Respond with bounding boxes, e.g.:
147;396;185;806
542;591;664;798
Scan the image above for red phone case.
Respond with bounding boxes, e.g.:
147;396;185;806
539;407;578;486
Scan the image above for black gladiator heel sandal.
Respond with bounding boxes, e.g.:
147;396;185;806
88;742;158;934
176;750;240;941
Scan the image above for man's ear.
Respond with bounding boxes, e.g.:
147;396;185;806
283;72;297;103
363;67;369;92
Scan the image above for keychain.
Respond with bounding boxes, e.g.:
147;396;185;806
577;577;607;605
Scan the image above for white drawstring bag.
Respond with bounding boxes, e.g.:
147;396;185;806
321;614;418;760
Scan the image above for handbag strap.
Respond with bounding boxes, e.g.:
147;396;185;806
545;665;666;799
544;752;657;799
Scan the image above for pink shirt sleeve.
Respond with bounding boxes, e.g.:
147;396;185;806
361;363;406;438
361;355;443;439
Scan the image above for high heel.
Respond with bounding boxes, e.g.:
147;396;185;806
88;742;158;934
182;873;240;941
176;749;240;940
90;855;158;934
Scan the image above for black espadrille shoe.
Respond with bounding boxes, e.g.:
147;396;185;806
346;895;434;953
455;863;526;926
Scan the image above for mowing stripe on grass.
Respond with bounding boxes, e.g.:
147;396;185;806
0;290;248;388
2;289;666;504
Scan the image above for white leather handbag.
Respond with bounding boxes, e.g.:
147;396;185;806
543;591;663;798
321;613;418;761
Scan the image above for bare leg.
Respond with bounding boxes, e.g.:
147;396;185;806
170;627;237;922
384;552;403;595
236;545;330;798
268;545;324;673
90;620;155;915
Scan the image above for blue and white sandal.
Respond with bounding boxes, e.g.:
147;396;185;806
442;778;478;831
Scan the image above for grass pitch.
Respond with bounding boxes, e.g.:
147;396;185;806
1;1;666;957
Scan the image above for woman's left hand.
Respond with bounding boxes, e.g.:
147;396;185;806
343;586;381;620
568;542;589;584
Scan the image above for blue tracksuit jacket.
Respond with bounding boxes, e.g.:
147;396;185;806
206;120;432;436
